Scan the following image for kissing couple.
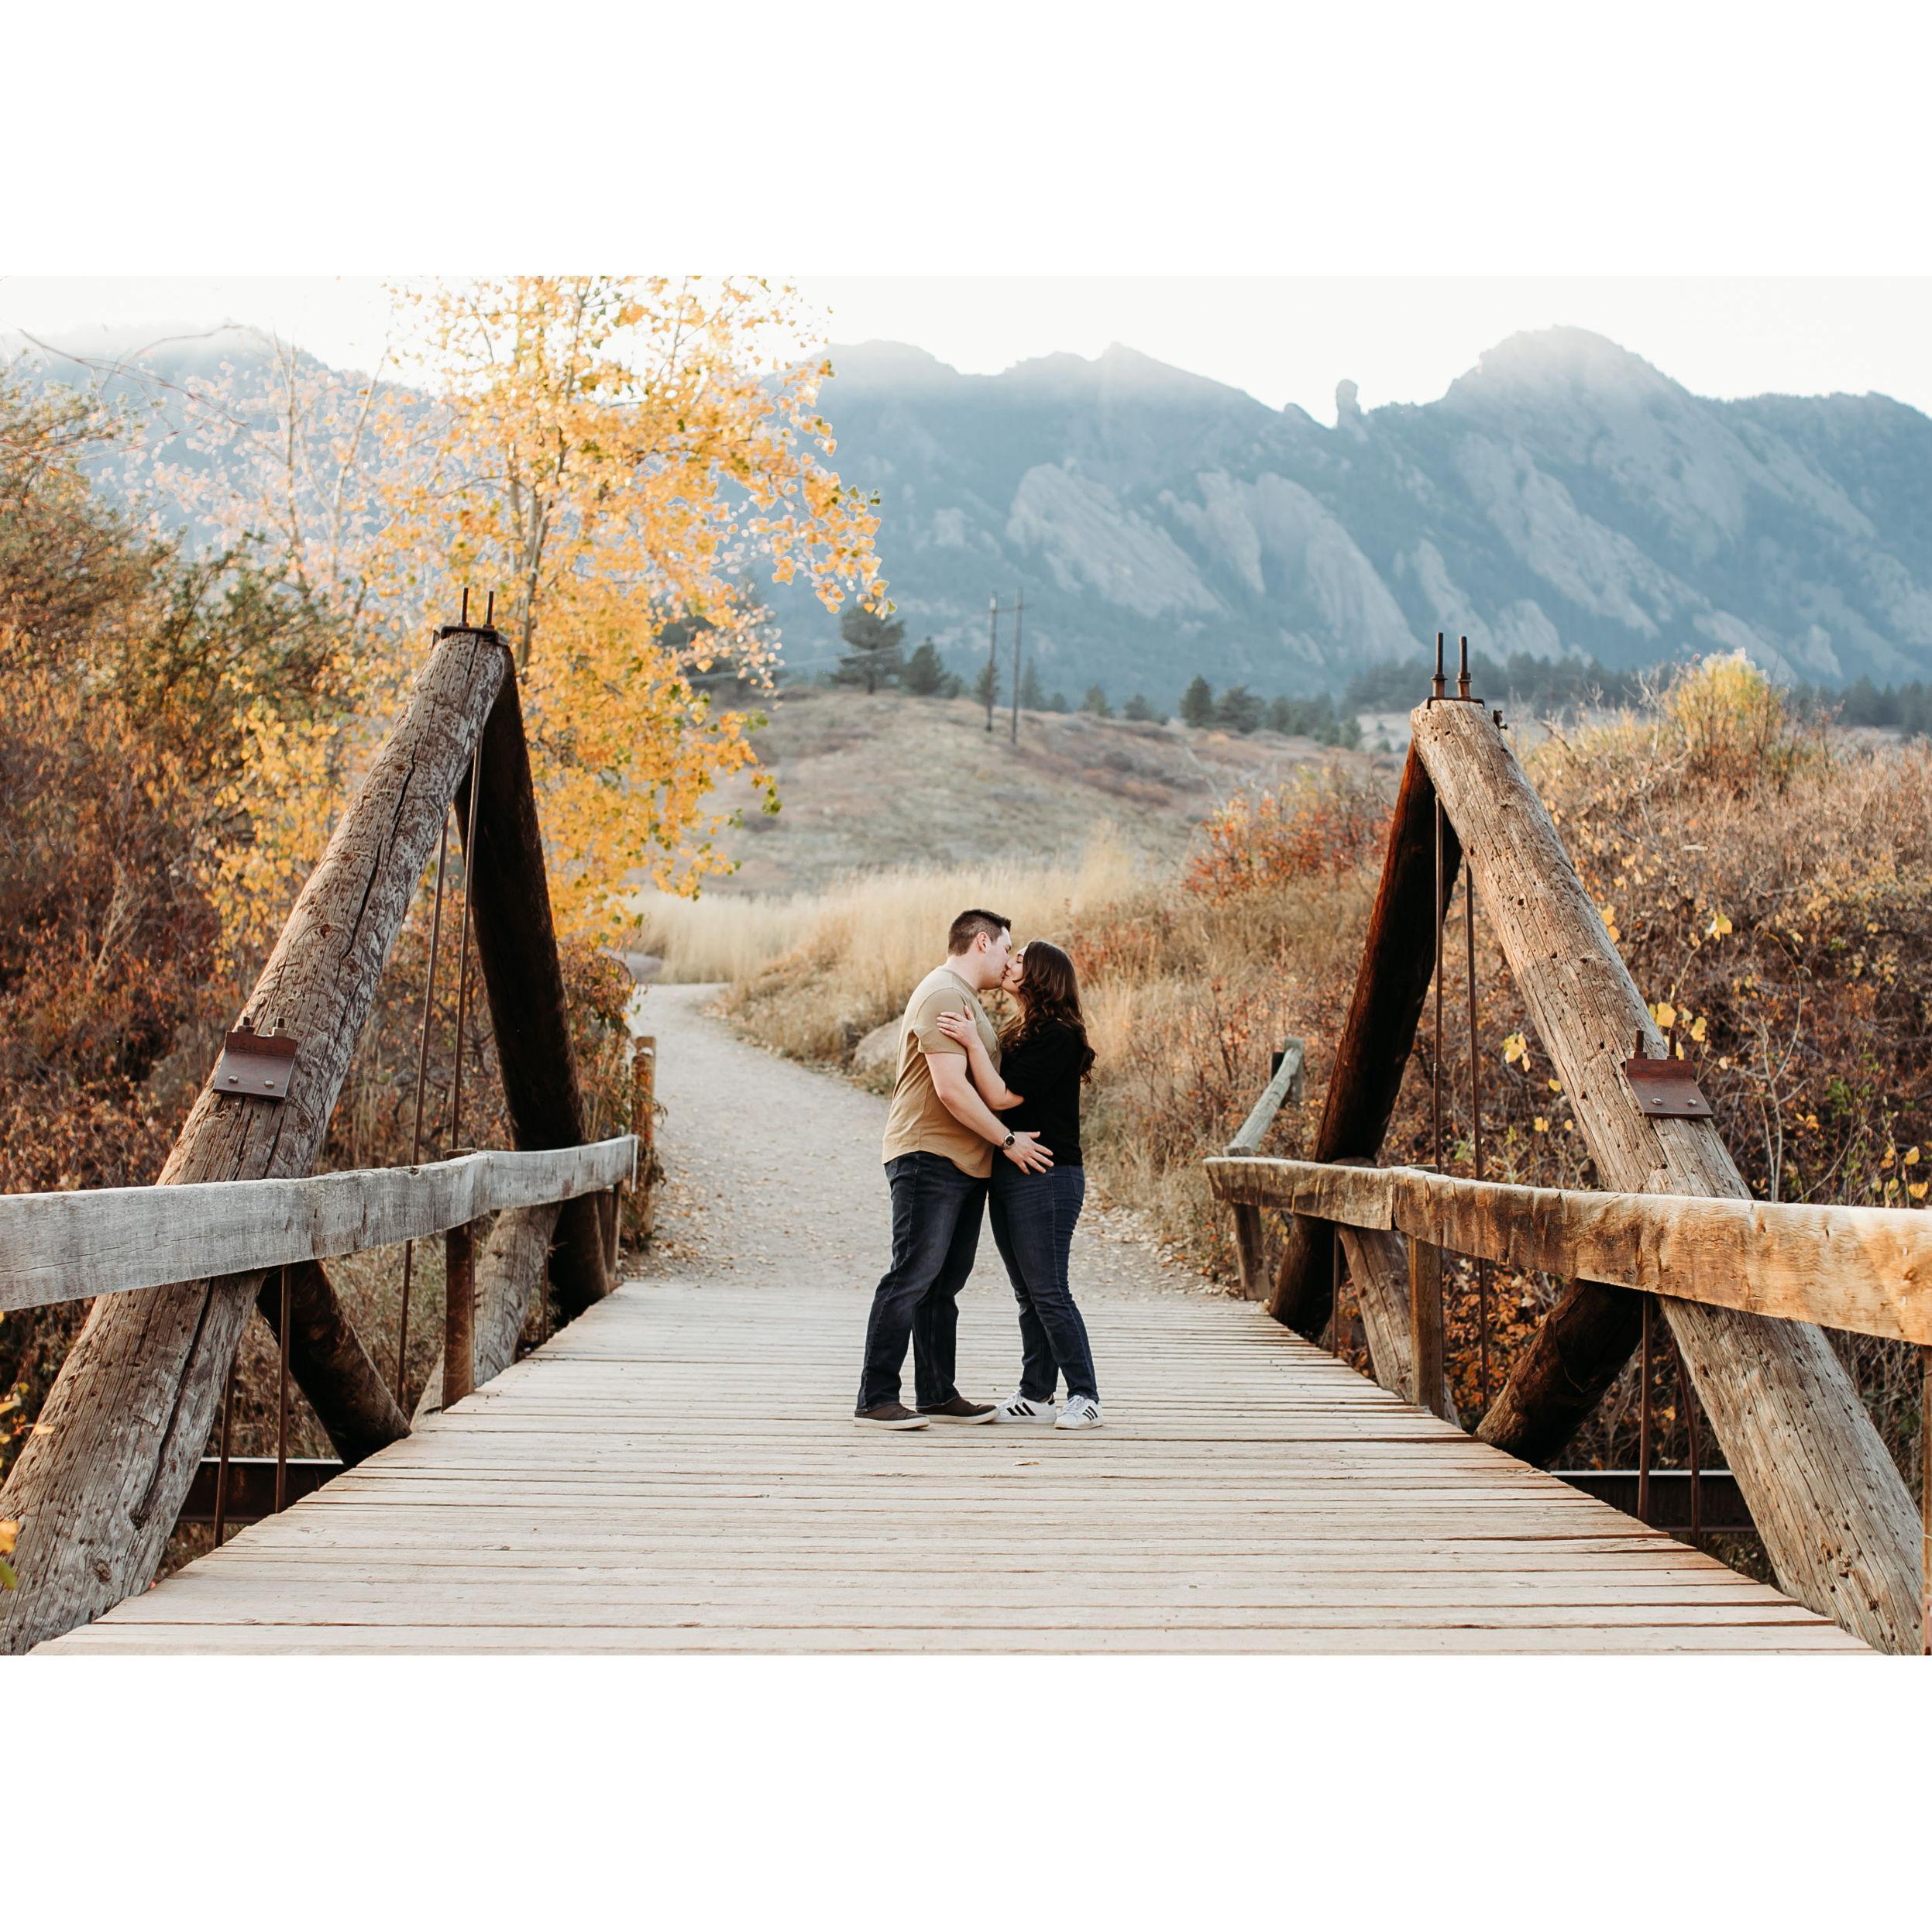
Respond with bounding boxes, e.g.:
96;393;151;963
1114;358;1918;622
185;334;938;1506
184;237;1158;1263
854;907;1102;1431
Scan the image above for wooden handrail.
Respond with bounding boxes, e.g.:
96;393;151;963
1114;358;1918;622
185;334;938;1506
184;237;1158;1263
1224;1040;1305;1157
1205;1154;1932;1347
1222;1040;1305;1299
0;1136;638;1313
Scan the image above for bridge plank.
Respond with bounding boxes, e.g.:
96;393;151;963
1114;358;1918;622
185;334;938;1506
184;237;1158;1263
39;1280;1865;1656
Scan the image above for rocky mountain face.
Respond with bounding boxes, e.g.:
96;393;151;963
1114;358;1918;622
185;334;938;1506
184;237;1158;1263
765;328;1932;703
16;321;1930;704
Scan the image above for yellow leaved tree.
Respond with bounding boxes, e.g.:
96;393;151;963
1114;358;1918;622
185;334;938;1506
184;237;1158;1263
204;275;883;950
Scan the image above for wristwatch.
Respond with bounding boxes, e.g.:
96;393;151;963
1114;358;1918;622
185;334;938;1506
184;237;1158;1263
1000;1131;1016;1150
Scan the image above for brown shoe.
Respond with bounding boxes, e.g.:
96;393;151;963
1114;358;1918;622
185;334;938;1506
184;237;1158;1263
916;1396;997;1424
854;1402;930;1430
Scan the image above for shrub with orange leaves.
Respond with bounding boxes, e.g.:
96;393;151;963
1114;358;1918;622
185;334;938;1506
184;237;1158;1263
1184;764;1389;902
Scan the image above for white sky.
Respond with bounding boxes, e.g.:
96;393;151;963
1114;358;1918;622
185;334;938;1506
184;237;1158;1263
6;276;1931;425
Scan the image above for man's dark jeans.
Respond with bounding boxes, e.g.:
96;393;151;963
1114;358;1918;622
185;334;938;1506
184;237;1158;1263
988;1162;1096;1404
856;1151;988;1413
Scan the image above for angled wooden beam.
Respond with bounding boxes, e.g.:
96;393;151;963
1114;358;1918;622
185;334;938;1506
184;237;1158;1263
456;666;610;1321
1410;696;1920;1654
1269;744;1459;1332
1336;1224;1456;1418
256;1261;407;1466
0;628;509;1654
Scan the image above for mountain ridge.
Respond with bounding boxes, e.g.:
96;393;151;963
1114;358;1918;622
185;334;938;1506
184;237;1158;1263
761;325;1932;700
12;319;1929;701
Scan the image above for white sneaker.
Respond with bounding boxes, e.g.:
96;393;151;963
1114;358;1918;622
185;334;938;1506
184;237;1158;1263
994;1392;1057;1424
1055;1396;1103;1430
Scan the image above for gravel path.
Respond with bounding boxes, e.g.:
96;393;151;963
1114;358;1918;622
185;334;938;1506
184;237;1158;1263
631;982;1217;1325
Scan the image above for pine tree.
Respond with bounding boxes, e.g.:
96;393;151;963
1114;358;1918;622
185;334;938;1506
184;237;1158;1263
902;638;946;696
1047;690;1069;713
834;607;906;694
1020;662;1046;710
1215;685;1263;734
1180;675;1215;727
1122;693;1159;723
1082;684;1112;720
974;658;1000;707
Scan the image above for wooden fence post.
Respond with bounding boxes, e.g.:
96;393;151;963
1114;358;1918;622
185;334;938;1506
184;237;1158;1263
0;628;508;1653
632;1036;657;1246
443;1221;476;1407
1408;1237;1450;1421
1411;696;1921;1653
1337;1224;1456;1416
413;1201;562;1421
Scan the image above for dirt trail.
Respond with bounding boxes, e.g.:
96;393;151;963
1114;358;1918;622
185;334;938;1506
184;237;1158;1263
630;983;1215;1333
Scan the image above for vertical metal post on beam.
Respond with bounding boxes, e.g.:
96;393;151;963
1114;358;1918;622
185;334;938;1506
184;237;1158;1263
274;1265;291;1514
211;1358;236;1547
1432;797;1446;1174
1231;1203;1265;1300
633;1035;657;1249
1331;1228;1346;1359
1638;1296;1654;1526
1409;1237;1447;1420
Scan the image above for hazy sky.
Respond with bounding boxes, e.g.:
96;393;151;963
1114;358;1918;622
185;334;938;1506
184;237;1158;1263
6;275;1931;425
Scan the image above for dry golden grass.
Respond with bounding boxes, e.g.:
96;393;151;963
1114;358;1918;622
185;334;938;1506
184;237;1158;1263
644;836;1143;1054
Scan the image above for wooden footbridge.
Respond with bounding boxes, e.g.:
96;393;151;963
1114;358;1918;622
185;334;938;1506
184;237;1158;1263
2;627;1925;1654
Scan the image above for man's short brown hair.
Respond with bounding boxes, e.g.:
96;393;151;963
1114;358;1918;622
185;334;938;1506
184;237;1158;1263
947;908;1012;957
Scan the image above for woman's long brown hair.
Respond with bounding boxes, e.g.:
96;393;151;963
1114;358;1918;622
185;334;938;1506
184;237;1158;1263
1008;939;1096;1081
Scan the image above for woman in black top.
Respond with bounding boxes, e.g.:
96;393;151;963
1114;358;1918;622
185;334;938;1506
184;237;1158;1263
934;938;1102;1428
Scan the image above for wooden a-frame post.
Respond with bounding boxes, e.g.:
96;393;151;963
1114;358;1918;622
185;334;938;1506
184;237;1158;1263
1270;744;1460;1332
0;629;509;1652
455;665;609;1320
1408;699;1920;1653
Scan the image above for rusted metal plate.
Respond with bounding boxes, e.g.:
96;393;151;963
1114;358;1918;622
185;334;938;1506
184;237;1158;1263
212;1026;298;1101
1623;1054;1714;1119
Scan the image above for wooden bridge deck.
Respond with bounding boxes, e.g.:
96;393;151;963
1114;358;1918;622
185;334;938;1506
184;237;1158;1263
42;1278;1866;1654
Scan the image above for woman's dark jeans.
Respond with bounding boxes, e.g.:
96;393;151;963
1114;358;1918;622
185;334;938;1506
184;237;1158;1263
988;1162;1097;1404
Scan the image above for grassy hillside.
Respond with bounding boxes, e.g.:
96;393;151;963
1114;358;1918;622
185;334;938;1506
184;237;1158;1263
690;688;1396;898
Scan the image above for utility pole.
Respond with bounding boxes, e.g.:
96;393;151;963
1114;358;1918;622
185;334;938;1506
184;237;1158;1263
985;595;1001;733
1008;589;1025;744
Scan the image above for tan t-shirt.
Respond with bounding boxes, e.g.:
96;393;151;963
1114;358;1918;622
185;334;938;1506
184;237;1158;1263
881;964;1003;1177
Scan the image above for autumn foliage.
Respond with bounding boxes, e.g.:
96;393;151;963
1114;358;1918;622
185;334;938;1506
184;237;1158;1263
1063;655;1931;1501
2;277;884;1483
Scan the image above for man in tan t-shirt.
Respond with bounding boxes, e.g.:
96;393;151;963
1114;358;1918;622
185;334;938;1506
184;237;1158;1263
855;907;1054;1428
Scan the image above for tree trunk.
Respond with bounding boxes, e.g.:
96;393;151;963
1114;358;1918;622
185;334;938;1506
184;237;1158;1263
1270;744;1460;1332
455;669;609;1322
255;1260;409;1465
1411;696;1920;1653
0;631;507;1653
414;1203;560;1421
